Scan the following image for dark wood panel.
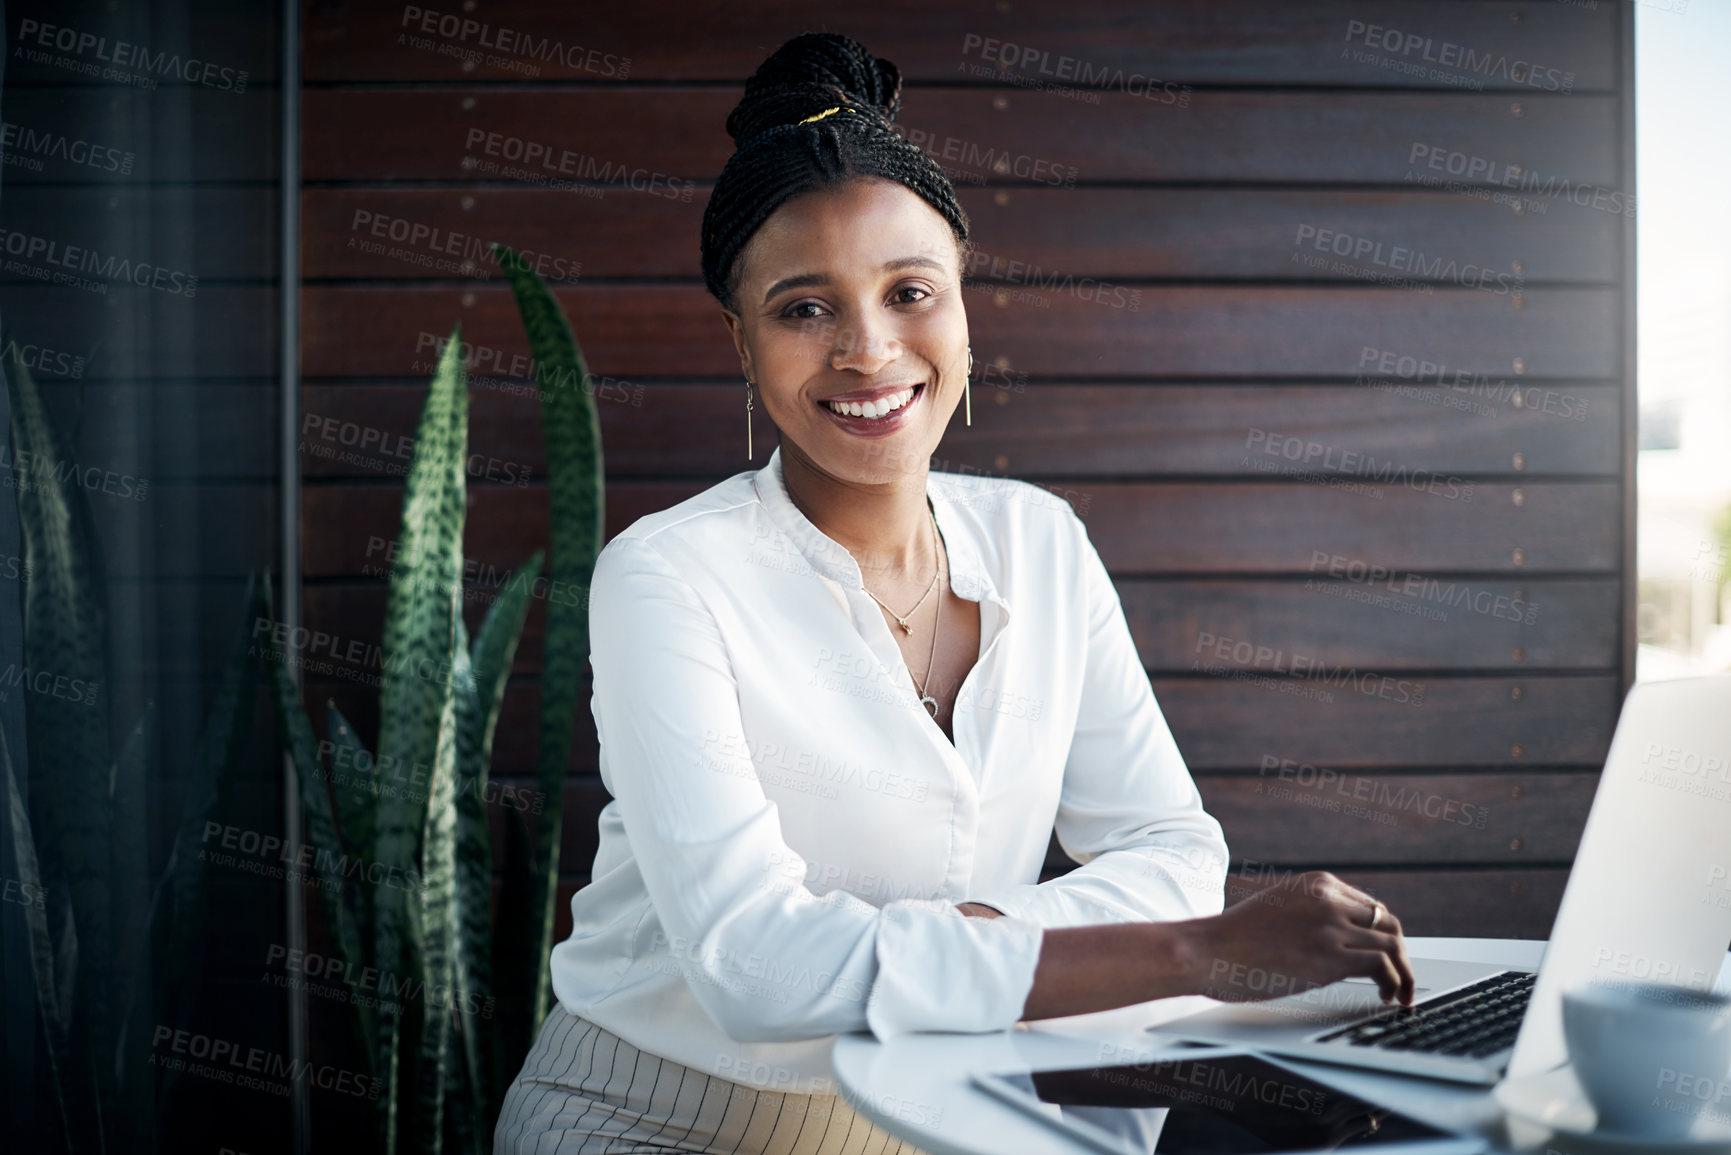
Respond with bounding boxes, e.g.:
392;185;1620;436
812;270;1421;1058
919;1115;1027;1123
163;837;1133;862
302;89;1620;186
298;381;1618;481
1125;578;1618;672
300;479;1618;578
1153;675;1620;771
300;576;1617;680
937;383;1617;476
305;1;1616;89
1198;771;1595;865
1226;867;1567;939
301;285;1619;380
1086;481;1619;574
960;187;1619;285
301;186;1618;284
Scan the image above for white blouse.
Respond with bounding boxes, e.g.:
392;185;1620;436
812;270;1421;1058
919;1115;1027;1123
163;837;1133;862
552;444;1229;1094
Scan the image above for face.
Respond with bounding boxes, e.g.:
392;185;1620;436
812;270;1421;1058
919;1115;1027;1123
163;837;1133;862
720;176;969;487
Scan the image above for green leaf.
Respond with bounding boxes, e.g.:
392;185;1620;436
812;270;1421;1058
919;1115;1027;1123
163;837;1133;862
139;574;268;1036
262;574;375;1065
5;341;116;1128
415;581;461;1155
448;616;488;1149
380;1022;402;1155
471;551;540;751
325;700;377;885
453;550;536;1139
373;324;468;1151
2;724;75;1150
491;245;603;1036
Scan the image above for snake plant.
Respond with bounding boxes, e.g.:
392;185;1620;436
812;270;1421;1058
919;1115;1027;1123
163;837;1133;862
7;242;603;1153
3;343;267;1153
267;249;603;1151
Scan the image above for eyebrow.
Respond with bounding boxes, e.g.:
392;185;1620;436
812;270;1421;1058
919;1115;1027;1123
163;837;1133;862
760;255;949;306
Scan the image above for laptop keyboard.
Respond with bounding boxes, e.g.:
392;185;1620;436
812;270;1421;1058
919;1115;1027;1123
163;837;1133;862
1314;970;1536;1058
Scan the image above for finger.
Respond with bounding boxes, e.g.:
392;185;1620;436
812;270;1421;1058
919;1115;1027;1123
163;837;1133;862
1315;889;1383;932
1338;929;1416;1006
1329;881;1383;916
1385;919;1416;1005
1344;947;1404;1004
1305;874;1377;918
1356;908;1417;1004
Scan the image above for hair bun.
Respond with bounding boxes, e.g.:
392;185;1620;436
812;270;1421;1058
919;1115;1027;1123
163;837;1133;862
725;32;902;147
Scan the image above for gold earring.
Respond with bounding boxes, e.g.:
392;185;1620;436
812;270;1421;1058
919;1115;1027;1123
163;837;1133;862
745;377;755;460
965;346;973;426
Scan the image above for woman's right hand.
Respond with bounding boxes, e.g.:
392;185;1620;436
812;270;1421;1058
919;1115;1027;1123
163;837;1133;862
1182;870;1416;1007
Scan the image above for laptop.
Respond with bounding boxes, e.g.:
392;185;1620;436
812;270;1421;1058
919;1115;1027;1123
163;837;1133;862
1157;674;1731;1084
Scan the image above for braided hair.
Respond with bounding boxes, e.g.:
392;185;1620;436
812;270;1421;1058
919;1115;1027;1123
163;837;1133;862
700;32;972;314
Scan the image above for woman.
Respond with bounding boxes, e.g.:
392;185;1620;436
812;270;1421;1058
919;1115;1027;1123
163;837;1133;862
496;32;1414;1155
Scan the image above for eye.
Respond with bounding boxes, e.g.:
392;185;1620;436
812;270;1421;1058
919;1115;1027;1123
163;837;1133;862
892;284;932;305
782;300;830;321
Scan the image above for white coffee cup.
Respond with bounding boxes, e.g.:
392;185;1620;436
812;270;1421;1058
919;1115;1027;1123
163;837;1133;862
1561;981;1731;1138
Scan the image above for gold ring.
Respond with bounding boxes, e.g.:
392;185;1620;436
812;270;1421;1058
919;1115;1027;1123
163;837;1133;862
1368;902;1383;930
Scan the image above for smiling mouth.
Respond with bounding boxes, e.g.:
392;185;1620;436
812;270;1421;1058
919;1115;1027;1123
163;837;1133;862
819;382;924;421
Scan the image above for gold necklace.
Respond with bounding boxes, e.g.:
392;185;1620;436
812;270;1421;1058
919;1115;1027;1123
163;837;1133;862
861;509;946;717
860;509;942;635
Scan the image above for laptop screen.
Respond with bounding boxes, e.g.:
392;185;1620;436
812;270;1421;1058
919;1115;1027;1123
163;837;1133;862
1505;676;1731;1078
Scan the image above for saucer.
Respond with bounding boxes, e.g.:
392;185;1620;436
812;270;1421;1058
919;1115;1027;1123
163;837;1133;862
1495;1065;1731;1153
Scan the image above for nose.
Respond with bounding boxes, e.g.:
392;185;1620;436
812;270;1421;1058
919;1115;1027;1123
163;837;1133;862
828;311;900;376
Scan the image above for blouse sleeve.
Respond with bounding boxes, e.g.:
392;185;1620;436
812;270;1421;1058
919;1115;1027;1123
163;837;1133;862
962;508;1230;928
588;533;1046;1044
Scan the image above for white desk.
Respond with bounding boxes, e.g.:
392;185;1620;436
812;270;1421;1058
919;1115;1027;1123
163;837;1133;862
831;938;1731;1155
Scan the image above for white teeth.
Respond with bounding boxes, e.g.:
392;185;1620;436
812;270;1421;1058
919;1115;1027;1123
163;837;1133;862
826;385;917;419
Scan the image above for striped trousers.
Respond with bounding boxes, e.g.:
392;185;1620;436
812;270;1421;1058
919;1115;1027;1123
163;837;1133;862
494;1005;934;1155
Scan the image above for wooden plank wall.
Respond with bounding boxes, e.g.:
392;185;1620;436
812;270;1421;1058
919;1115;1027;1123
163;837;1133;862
300;1;1634;942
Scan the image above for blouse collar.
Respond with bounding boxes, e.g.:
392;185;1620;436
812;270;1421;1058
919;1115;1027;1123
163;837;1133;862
751;445;1003;609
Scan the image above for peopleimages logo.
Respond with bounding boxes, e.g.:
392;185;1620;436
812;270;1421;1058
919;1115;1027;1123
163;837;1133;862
1406;142;1635;218
958;33;1190;106
151;1025;382;1099
398;6;631;77
1343;20;1574;92
0;120;134;175
1258;756;1491;830
16;19;249;91
1292;224;1521;295
0;227;197;297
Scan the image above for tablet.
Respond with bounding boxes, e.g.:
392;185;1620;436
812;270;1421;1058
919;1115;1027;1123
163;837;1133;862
969;1050;1484;1154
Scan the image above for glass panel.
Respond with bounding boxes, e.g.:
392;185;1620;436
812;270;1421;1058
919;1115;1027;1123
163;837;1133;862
0;1;287;1151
